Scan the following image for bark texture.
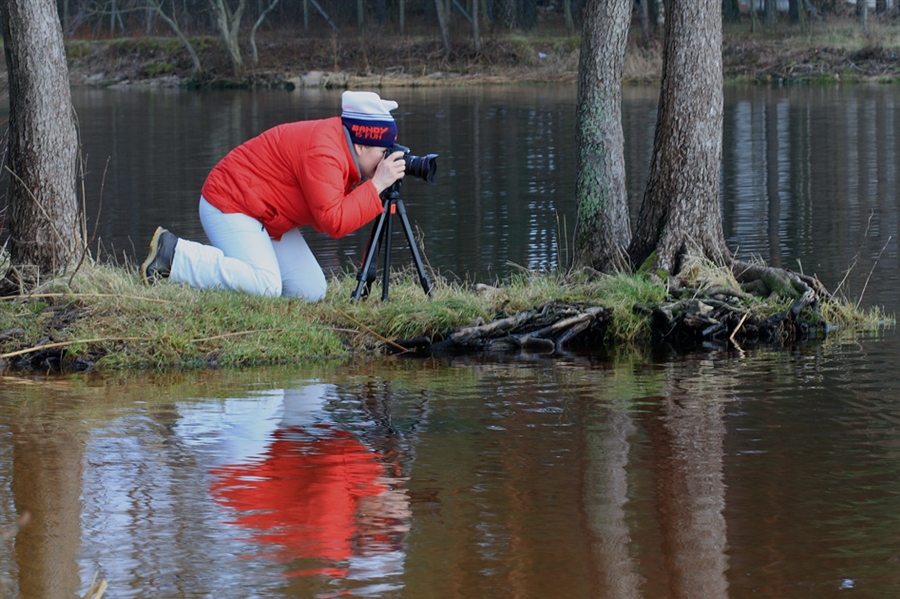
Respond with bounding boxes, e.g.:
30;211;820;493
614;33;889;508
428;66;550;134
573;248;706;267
628;0;730;275
0;0;82;275
572;0;632;273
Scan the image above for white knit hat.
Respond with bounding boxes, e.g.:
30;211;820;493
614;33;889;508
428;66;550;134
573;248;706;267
341;90;398;147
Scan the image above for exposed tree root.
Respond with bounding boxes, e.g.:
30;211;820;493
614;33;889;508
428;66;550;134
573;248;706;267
730;259;831;301
413;302;612;355
401;261;833;356
634;285;822;349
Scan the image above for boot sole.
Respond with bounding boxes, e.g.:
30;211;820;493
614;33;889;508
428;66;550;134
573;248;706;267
141;226;165;286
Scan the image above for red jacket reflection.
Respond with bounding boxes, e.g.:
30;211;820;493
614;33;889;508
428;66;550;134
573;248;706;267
209;426;387;570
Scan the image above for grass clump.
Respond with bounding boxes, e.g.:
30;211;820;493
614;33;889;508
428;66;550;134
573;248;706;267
322;272;491;344
590;272;669;342
0;260;504;369
0;262;349;369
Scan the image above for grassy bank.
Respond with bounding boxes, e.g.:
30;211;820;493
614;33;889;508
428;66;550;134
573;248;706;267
0;258;889;371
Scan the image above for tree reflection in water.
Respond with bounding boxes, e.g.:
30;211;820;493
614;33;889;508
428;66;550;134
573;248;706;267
582;359;729;599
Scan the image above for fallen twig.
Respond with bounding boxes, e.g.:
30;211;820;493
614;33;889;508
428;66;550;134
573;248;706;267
857;235;891;310
81;571;108;599
729;311;750;343
0;292;172;303
335;309;409;354
0;336;144;359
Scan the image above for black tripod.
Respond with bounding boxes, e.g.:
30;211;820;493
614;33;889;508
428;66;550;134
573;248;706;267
352;180;432;301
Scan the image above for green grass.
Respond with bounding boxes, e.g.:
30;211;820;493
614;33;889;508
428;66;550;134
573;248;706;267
143;61;176;77
0;256;890;371
0;261;495;369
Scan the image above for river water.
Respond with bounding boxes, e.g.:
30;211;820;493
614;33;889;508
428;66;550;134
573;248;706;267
1;84;900;598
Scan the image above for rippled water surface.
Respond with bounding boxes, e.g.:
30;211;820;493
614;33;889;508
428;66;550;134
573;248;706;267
3;336;900;598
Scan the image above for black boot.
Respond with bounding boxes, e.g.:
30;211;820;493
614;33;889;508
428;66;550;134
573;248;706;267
141;226;178;285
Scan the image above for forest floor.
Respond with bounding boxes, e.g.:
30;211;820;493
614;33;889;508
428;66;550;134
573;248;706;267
61;17;900;89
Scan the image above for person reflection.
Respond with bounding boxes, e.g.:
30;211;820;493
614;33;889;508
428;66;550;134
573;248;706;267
207;384;410;579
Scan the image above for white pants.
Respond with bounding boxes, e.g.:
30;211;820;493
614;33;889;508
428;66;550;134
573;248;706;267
168;197;327;301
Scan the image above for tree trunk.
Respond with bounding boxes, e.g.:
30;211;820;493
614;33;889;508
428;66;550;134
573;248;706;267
564;0;575;32
723;0;741;23
765;0;777;25
0;0;82;275
789;0;801;23
250;0;280;67
520;0;537;29
573;0;632;273
627;0;730;275
495;0;515;28
637;0;651;43
62;0;70;31
210;0;246;75
434;0;450;57
471;0;481;53
147;0;203;74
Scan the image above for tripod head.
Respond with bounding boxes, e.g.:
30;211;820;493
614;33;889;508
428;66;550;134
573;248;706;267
382;178;403;201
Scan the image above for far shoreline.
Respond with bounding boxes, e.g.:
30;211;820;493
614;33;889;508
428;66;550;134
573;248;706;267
51;19;900;91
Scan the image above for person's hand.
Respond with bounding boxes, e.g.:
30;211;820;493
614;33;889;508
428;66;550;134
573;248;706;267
371;150;406;194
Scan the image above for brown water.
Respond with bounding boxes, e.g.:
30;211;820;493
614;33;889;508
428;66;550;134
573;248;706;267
2;337;900;598
2;84;900;598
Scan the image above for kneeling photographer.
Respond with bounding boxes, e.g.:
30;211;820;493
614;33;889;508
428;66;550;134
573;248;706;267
140;90;407;301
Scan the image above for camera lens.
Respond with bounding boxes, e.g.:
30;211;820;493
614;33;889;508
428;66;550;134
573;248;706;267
404;154;438;183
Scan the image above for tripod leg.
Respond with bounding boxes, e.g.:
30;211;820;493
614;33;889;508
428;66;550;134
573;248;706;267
381;204;394;301
352;203;389;300
394;199;432;297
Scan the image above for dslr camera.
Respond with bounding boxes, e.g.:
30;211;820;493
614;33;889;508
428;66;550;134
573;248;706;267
385;144;438;184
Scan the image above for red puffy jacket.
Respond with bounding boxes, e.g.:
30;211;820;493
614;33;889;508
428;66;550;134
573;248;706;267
201;117;384;240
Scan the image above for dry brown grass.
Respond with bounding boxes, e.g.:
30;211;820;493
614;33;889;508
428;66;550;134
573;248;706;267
624;44;663;82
